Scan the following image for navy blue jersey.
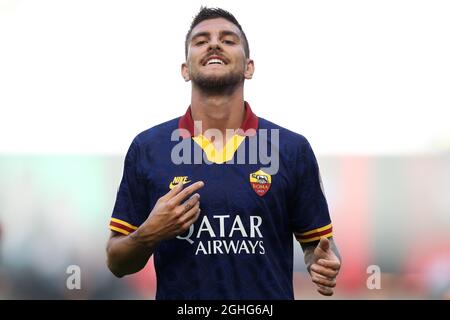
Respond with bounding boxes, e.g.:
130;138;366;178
109;102;333;299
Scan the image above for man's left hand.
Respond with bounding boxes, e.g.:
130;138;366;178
309;237;341;296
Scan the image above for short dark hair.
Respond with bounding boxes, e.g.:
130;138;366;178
185;7;250;59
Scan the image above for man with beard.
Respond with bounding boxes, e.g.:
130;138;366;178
106;7;341;299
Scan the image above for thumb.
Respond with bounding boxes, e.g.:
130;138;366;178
318;237;330;252
313;237;331;259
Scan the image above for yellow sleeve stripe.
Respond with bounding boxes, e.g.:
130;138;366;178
111;218;138;230
297;232;333;243
296;223;332;236
109;225;131;235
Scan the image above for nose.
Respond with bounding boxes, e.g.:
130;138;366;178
208;38;222;51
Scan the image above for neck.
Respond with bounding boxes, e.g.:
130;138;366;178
190;83;245;138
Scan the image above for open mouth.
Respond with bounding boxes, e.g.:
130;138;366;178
203;56;227;66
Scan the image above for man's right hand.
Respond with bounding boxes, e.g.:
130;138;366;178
130;181;205;247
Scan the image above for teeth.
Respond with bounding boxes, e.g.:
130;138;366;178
206;58;224;65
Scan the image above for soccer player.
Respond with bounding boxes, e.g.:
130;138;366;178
106;7;341;299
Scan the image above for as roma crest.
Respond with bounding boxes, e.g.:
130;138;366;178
250;169;272;196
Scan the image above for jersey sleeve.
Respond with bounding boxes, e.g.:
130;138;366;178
291;139;333;244
109;138;150;235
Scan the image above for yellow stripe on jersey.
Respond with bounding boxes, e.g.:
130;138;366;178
111;218;138;230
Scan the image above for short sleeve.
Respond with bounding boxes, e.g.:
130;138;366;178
109;138;150;235
291;140;333;244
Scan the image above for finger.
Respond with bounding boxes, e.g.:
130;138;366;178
317;286;334;296
186;207;201;226
317;258;341;271
175;193;200;217
178;202;200;224
161;181;184;200
313;248;328;260
310;270;334;282
313;238;331;259
311;273;336;288
318;237;330;252
170;181;204;205
181;207;201;230
310;263;338;278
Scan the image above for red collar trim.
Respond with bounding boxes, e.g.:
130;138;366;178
178;101;258;138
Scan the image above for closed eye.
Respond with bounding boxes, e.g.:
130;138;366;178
195;40;207;46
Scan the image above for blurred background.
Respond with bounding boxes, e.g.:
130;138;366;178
0;0;449;299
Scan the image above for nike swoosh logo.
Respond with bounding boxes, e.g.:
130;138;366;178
169;180;191;189
169;182;177;189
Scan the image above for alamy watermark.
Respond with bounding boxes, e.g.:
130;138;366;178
170;122;280;175
366;264;381;290
66;265;81;290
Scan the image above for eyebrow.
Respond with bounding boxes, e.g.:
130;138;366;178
191;30;241;42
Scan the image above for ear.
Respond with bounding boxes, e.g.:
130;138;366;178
181;62;190;82
244;59;254;80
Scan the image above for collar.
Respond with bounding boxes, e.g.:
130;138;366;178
178;101;258;138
